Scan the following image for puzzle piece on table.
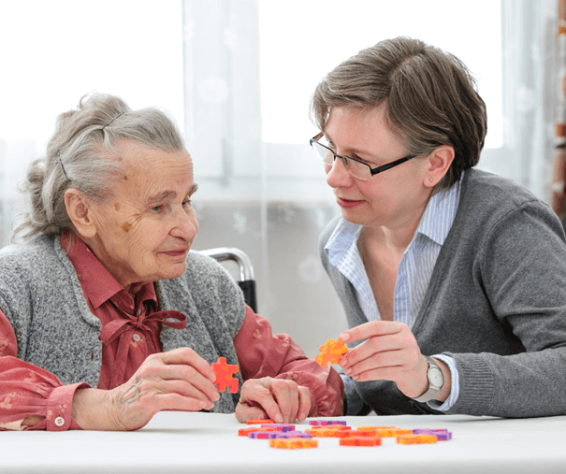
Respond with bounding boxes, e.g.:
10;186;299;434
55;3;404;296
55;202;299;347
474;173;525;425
247;419;273;425
211;357;239;393
336;429;380;438
305;426;352;437
250;430;313;440
238;426;278;437
269;438;318;449
270;431;313;439
339;436;382;447
413;429;452;441
263;424;296;432
396;434;438;445
249;431;275;439
309;420;347;426
315;338;348;367
372;428;412;438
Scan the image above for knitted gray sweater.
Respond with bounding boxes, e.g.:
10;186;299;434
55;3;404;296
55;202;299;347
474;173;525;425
320;168;566;418
0;235;245;413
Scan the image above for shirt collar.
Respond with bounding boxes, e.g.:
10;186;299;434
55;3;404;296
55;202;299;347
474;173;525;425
60;231;157;310
325;217;362;267
414;174;462;246
325;171;463;258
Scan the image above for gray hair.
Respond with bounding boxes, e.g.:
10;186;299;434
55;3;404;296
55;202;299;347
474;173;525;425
13;93;186;242
310;37;487;191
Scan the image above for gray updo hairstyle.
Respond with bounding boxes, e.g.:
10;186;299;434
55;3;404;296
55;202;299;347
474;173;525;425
13;93;185;242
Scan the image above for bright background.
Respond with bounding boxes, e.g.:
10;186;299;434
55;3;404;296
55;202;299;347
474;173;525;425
0;0;558;357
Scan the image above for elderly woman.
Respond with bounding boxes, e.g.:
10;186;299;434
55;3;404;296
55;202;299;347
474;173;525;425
311;37;566;418
0;94;343;431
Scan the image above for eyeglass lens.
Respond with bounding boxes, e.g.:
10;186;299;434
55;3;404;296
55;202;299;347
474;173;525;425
312;140;371;180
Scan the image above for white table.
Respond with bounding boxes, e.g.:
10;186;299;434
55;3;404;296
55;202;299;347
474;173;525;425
3;411;566;474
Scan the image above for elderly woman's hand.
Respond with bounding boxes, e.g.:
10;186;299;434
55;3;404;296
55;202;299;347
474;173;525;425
235;377;311;424
338;321;450;401
72;347;219;431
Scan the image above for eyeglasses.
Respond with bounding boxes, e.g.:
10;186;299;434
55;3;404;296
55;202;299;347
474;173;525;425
309;132;417;181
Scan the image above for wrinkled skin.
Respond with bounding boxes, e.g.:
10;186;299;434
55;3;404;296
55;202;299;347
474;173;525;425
76;140;199;293
235;377;311;424
61;141;310;430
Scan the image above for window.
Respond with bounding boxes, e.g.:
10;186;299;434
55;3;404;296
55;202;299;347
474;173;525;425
183;0;523;203
0;0;184;246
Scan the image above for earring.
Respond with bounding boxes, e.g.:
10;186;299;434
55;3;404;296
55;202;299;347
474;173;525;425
429;178;433;182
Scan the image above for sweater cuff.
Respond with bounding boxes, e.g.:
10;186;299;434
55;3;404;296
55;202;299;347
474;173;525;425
46;382;90;431
445;353;495;415
426;354;460;411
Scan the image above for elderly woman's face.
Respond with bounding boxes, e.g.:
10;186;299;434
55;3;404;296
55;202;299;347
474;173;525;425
87;140;198;292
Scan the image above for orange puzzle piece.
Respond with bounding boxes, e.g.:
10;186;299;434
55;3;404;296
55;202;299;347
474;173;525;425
396;434;438;444
247;419;274;425
340;436;382;447
238;426;277;437
306;425;351;438
315;338;348;367
212;357;239;393
269;438;318;449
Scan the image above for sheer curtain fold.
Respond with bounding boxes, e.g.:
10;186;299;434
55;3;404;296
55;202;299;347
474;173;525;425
182;0;346;358
0;0;562;358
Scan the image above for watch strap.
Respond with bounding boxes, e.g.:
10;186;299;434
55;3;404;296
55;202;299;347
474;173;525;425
413;356;444;403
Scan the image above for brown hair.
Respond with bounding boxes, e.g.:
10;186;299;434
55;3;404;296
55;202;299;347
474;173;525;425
311;37;487;190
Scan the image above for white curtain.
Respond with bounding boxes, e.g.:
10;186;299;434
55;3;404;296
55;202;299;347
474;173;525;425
181;0;560;357
0;0;561;358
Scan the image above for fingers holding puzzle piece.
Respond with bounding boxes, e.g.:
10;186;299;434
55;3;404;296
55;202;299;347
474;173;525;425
315;338;348;367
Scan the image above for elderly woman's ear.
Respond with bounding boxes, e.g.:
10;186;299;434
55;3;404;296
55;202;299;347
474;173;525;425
64;189;97;238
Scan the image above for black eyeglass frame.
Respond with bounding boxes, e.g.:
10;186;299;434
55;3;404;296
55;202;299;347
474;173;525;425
309;132;418;178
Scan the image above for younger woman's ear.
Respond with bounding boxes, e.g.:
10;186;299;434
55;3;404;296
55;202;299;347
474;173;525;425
64;189;97;238
425;145;455;187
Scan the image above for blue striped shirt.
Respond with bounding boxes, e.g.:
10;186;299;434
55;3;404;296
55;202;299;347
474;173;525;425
325;174;463;411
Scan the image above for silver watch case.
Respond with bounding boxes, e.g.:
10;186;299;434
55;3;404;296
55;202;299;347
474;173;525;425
413;355;444;403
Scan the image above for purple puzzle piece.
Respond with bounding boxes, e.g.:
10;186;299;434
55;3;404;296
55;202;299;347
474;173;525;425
249;432;273;439
271;431;313;439
309;420;347;426
412;429;452;441
263;424;296;432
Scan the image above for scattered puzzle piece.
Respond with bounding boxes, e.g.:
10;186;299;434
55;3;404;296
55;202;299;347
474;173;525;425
340;436;382;446
309;420;347;426
249;431;274;439
315;338;348;367
264;424;296;431
211;357;239;393
305;426;352;437
413;429;452;441
270;438;318;449
396;434;438;444
238;426;277;437
270;431;313;439
374;428;413;437
247;419;273;425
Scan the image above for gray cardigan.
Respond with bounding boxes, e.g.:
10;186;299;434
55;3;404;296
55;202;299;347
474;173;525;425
320;168;566;418
0;235;245;413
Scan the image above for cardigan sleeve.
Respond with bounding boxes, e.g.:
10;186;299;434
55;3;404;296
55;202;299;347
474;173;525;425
447;200;566;417
0;307;88;431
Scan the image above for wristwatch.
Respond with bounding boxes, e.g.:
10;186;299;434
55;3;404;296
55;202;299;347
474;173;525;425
413;356;444;403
